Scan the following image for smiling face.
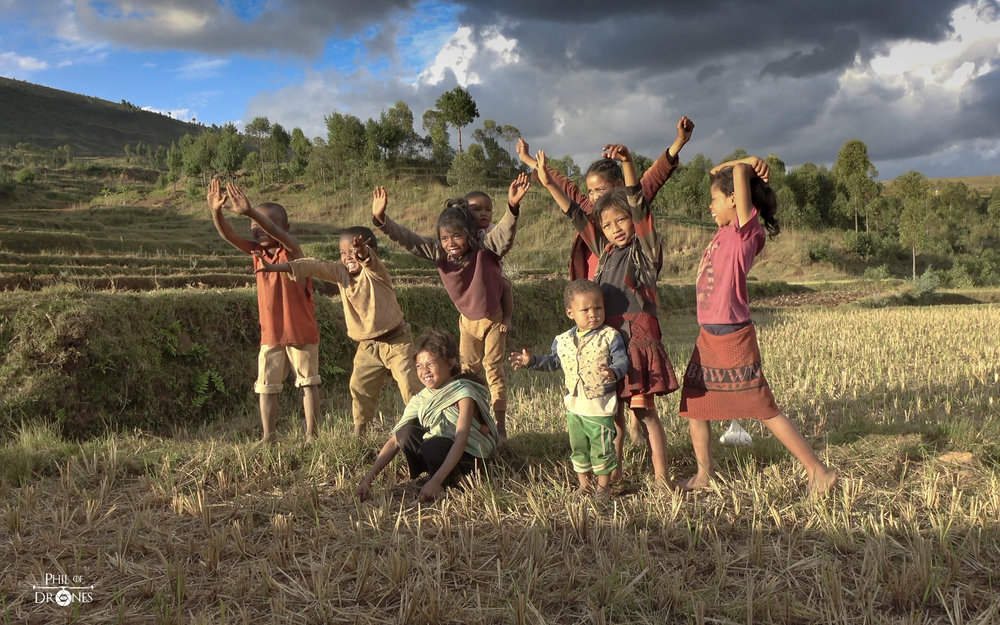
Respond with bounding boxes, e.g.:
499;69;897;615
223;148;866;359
566;290;606;331
338;235;362;275
466;195;494;230
415;349;454;390
585;173;623;204
709;183;737;228
598;206;635;248
438;226;471;261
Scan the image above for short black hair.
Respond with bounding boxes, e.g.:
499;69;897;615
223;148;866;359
591;187;631;229
257;202;289;226
464;190;492;206
563;279;603;309
340;226;377;253
585;158;624;183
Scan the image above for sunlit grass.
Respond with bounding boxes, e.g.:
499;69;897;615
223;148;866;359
3;304;999;623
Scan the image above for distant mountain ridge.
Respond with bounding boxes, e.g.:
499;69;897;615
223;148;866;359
0;76;202;156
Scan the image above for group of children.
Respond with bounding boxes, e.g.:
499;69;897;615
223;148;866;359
207;115;836;501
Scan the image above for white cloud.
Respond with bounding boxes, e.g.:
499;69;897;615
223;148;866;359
418;26;478;86
172;57;229;80
0;50;48;76
141;105;193;121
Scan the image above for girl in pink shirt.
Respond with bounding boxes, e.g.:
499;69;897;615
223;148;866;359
678;157;836;495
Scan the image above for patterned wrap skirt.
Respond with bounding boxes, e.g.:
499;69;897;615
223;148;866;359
605;312;679;400
679;323;780;421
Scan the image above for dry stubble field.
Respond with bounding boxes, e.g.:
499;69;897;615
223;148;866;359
2;303;999;624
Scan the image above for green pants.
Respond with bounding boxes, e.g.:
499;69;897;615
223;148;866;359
567;412;617;476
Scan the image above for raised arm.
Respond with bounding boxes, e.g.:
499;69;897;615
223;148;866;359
207;179;254;254
370;186;439;261
481;173;529;256
537;151;603;254
535;150;573;214
731;162;756;230
603;144;638;187
712;155;769;183
227;182;305;259
417;397;477;502
515;137;537;169
640;116;694;200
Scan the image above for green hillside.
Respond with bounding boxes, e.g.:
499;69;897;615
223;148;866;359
0;76;202;156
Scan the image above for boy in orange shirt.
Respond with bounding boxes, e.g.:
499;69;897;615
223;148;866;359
207;179;321;443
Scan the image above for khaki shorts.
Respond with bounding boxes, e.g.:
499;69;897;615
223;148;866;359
254;343;321;394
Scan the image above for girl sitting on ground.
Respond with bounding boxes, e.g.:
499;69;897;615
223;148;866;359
355;330;499;503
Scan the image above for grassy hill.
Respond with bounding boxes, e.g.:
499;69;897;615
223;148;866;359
0;76;202;156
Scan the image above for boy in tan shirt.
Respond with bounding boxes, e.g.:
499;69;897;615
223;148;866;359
255;188;421;436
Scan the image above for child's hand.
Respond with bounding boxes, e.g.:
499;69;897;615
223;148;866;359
350;234;370;262
372;186;388;222
747;157;770;183
677;116;695;143
207;178;228;212
603;144;631;163
534;151;551;186
598;365;616;383
355;482;371;502
516;138;529;158
509;349;532;369
226;182;252;215
417;480;441;503
507;172;530;207
252;251;280;273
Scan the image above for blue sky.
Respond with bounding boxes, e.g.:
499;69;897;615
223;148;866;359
2;0;1000;179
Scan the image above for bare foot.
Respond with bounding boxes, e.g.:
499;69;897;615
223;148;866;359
593;486;612;501
353;423;367;438
808;468;838;496
676;473;712;492
609;467;623;485
255;433;277;447
573;485;592;497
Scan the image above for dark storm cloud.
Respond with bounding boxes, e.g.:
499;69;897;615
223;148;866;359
456;0;979;78
759;29;861;78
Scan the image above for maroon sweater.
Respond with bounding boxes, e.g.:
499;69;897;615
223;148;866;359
373;204;519;320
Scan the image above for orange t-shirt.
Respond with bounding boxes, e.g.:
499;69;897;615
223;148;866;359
251;245;320;346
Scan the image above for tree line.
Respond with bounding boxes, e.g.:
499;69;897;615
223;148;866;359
4;85;999;285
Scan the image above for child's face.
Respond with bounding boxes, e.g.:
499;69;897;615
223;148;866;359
415;350;453;390
566;290;606;331
599;206;635;248
586;173;623;204
709;184;737;228
467;196;494;230
439;227;471;261
339;236;362;275
251;206;289;248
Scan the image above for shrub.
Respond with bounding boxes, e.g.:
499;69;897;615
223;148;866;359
863;264;891;280
913;267;940;301
945;263;976;289
842;231;880;260
15;167;36;185
808;239;836;263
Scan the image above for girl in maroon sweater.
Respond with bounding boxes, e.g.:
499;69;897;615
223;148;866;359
372;176;530;441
